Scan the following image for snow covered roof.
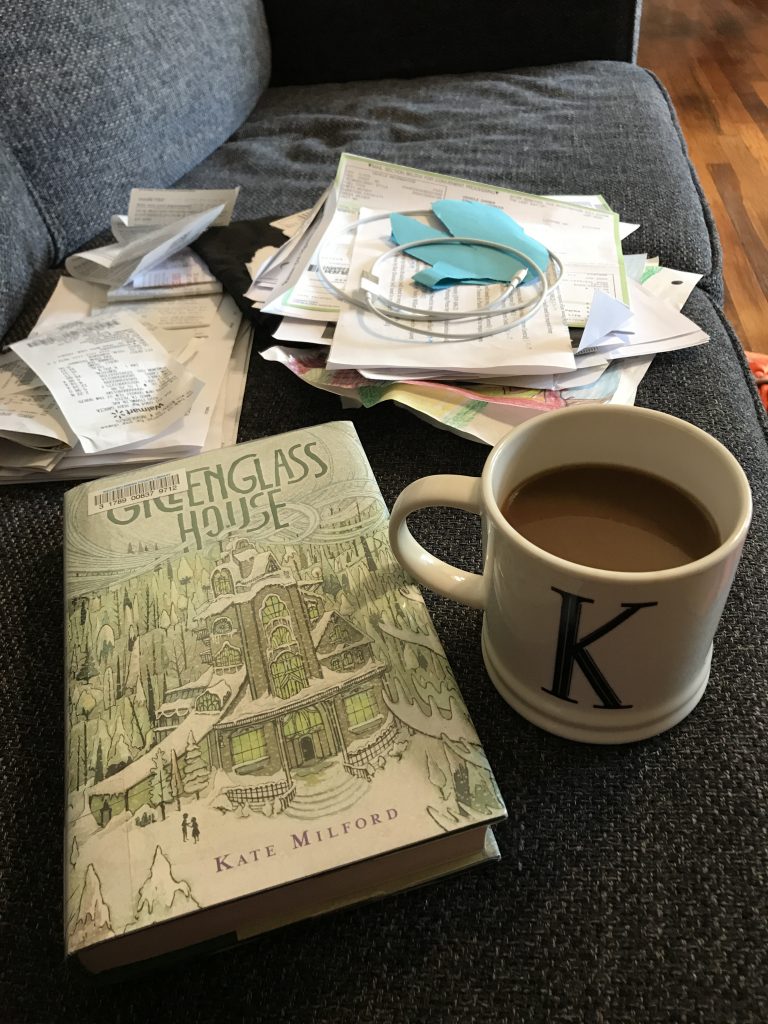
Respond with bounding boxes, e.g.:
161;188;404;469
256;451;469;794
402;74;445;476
298;580;323;593
196;572;296;620
205;678;231;703
89;667;248;798
310;611;334;645
234;550;278;576
317;637;372;658
163;667;214;702
156;699;194;717
311;610;365;649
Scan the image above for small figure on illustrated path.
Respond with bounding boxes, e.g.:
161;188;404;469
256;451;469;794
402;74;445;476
181;813;189;843
191;817;200;844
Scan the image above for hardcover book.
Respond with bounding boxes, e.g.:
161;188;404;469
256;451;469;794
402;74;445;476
64;421;506;972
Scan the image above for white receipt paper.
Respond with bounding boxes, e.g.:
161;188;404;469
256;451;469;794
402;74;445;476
64;205;225;289
127;187;240;227
11;313;202;454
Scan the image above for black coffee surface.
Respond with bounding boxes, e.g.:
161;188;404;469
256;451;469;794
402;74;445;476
501;464;720;571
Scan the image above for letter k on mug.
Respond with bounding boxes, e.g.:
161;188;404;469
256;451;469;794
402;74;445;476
389;406;752;743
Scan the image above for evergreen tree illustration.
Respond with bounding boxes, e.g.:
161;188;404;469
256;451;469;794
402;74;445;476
93;742;105;784
70;864;114;949
145;667;156;729
76;640;97;682
426;750;450;800
182;734;210;801
107;721;132;775
125;695;145;750
134;846;199;926
149;748;172;821
69;835;79;869
103;667;114;710
170;748;184;812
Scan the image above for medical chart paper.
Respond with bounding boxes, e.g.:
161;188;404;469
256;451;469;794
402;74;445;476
261;154;628;326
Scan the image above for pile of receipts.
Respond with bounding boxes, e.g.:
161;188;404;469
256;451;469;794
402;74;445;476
0;188;252;482
249;153;707;445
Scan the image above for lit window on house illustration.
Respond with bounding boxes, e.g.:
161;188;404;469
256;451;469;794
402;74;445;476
269;624;294;649
344;689;378;727
261;594;289;627
212;568;235;596
305;599;320;622
196;691;222;712
282;708;322;738
231;727;266;765
213;641;243;670
270;650;307;698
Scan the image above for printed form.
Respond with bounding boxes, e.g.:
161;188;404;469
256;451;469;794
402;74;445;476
260;154;628;327
328;215;575;377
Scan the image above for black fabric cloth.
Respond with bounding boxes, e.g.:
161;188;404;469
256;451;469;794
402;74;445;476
191;217;284;327
2;58;768;1024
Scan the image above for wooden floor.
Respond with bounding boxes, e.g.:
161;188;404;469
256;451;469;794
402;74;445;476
638;0;768;355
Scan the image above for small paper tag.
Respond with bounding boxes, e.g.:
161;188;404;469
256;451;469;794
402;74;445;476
88;471;186;515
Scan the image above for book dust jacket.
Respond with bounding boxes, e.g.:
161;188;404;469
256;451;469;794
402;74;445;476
64;422;505;955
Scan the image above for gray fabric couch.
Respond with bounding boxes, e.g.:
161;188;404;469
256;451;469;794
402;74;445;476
1;2;767;1021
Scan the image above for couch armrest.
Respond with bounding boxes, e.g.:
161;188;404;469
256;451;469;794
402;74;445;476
264;0;642;86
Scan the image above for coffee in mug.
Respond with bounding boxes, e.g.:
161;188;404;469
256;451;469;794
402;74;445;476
500;464;720;572
388;406;752;744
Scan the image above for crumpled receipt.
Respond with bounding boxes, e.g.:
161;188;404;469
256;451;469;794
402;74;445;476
10;312;202;454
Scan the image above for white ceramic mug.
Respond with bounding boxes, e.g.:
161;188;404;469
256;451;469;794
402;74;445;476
389;406;752;743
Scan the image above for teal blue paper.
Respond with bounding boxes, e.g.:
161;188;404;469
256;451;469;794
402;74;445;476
390;211;523;285
389;202;549;290
411;261;494;290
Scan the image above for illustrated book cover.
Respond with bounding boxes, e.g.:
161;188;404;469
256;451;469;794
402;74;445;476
64;421;506;972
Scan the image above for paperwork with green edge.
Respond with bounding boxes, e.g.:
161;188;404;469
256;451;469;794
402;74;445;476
258;153;628;327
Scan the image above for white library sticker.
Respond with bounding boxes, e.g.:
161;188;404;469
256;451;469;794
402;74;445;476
87;471;186;515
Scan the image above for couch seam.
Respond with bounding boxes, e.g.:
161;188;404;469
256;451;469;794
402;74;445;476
638;67;724;305
0;128;62;265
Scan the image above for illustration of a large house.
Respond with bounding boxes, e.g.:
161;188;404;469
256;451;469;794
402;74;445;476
89;538;397;821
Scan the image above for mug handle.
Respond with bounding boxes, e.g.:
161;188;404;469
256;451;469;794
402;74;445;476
389;475;486;610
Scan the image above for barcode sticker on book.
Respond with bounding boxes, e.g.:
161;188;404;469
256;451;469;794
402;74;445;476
87;472;186;515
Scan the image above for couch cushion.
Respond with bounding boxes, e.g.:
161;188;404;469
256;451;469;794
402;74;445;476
179;60;722;300
0;142;54;337
1;282;767;1021
3;56;768;1022
0;0;271;268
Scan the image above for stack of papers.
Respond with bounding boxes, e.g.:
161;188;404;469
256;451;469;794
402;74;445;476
250;154;707;444
0;189;252;482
